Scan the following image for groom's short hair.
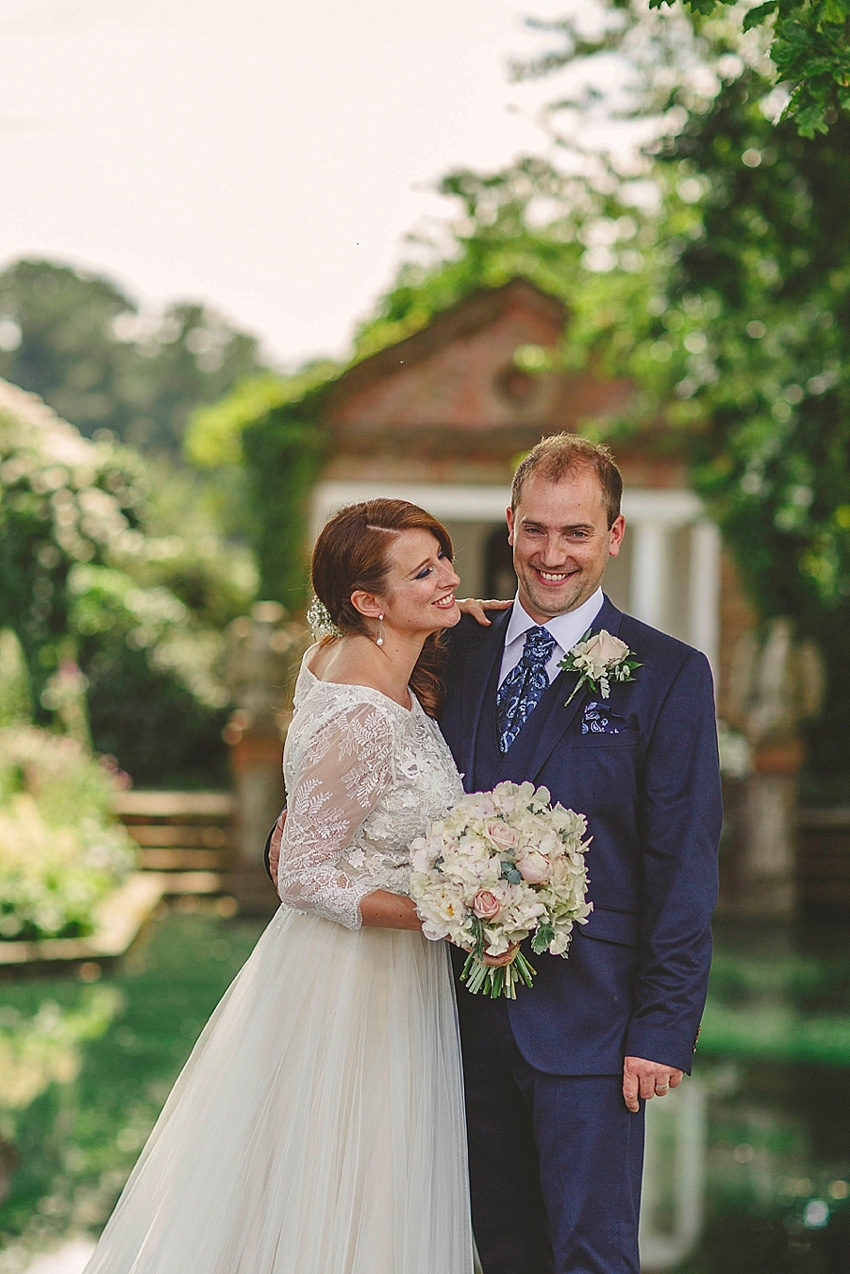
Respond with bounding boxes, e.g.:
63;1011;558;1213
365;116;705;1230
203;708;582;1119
511;433;623;528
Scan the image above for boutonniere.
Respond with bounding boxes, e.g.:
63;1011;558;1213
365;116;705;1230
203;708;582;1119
559;629;641;705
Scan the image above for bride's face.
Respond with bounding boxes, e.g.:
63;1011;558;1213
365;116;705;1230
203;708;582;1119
377;529;461;636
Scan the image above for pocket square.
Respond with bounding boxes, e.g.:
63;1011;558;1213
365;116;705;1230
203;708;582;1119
581;701;628;735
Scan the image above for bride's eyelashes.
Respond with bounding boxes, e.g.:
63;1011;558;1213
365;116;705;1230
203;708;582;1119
416;551;453;580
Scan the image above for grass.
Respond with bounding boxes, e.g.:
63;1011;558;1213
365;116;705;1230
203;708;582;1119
700;947;850;1067
0;902;264;1270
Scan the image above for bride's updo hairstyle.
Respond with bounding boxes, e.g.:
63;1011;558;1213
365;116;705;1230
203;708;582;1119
311;498;454;717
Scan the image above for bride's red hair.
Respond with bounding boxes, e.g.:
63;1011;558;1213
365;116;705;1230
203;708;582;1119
311;499;454;717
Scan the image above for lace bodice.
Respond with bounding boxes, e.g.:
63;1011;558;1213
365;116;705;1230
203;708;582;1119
277;652;465;929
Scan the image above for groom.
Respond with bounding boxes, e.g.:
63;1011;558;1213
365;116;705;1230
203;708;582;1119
439;432;722;1274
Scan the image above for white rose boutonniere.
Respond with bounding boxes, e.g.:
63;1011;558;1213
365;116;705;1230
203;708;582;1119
559;629;641;705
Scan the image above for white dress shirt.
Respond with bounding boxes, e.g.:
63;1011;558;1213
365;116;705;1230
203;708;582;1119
498;589;604;688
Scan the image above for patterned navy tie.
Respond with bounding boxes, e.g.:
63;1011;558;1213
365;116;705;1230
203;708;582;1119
496;625;557;754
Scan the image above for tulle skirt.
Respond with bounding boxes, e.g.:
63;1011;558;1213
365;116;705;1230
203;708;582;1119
83;906;474;1274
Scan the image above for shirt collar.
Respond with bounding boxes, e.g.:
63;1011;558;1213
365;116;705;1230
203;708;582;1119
504;588;605;657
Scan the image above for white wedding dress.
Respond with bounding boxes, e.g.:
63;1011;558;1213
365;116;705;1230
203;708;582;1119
83;654;473;1274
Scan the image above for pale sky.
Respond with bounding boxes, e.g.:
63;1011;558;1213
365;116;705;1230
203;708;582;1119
0;0;600;368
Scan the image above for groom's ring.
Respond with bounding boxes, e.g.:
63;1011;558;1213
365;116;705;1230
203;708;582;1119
655;1082;669;1092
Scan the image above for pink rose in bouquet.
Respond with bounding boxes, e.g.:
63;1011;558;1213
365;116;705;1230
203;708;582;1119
486;820;518;852
517;850;551;885
472;890;502;920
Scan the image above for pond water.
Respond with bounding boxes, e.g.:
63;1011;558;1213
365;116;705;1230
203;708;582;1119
0;907;848;1273
642;922;850;1272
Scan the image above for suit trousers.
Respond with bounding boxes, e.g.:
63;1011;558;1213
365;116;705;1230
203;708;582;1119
458;994;645;1274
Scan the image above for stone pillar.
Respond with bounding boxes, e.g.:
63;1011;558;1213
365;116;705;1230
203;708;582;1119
724;619;823;920
688;520;721;674
224;603;309;917
629;520;670;630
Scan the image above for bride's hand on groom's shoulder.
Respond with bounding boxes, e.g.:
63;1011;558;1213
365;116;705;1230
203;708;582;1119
456;598;512;626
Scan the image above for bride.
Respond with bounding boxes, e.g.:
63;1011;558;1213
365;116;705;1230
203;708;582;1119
82;498;503;1274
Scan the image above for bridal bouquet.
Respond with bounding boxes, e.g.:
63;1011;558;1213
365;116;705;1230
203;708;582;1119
410;781;592;999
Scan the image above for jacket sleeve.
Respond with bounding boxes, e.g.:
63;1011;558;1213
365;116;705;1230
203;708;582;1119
623;649;722;1073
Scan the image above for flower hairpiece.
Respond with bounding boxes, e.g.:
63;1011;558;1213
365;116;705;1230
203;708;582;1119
306;596;342;639
559;628;640;705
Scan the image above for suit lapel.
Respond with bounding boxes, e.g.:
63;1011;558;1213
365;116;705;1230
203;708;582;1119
497;594;625;784
457;607;511;784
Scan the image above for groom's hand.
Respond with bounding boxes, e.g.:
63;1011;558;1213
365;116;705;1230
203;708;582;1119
267;811;286;889
622;1056;683;1112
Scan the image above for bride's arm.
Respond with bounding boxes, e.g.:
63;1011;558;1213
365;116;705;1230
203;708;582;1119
359;891;421;930
271;808;422;930
278;700;422;932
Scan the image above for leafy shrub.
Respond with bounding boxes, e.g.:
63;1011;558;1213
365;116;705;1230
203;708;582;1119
0;727;135;942
0;631;32;730
0;380;249;784
187;372;331;610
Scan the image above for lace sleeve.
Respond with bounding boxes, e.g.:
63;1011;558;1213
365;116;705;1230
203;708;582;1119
277;698;395;929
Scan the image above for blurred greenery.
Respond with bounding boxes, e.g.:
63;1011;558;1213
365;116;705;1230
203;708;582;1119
0;631;32;729
515;2;849;139
0;986;124;1128
0;260;272;457
657;79;850;785
0;717;136;943
0;907;264;1270
0;382;255;786
0;629;135;944
186;366;333;608
703;950;850;1065
649;0;850;138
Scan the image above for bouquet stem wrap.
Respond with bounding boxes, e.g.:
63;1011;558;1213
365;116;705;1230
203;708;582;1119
460;948;536;1000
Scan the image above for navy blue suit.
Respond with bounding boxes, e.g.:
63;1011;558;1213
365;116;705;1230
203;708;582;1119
439;595;722;1273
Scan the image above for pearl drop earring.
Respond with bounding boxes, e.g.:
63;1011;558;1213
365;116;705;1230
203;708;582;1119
376;614;384;646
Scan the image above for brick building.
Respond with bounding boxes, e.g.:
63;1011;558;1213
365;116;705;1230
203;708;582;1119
312;277;754;716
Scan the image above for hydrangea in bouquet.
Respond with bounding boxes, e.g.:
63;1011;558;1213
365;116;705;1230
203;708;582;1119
410;781;592;999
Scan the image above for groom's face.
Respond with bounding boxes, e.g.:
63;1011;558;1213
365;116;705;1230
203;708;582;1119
506;469;625;623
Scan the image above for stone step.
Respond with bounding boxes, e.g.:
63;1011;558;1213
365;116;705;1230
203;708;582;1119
113;791;234;897
144;870;230;898
125;824;229;848
112;790;233;819
798;809;850;913
138;848;226;871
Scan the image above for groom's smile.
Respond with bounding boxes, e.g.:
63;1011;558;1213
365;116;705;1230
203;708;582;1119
506;469;625;623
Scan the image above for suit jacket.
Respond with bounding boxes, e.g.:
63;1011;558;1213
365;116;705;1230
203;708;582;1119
439;595;722;1077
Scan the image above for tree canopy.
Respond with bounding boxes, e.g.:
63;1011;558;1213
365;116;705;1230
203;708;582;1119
652;0;850;136
0;259;272;456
